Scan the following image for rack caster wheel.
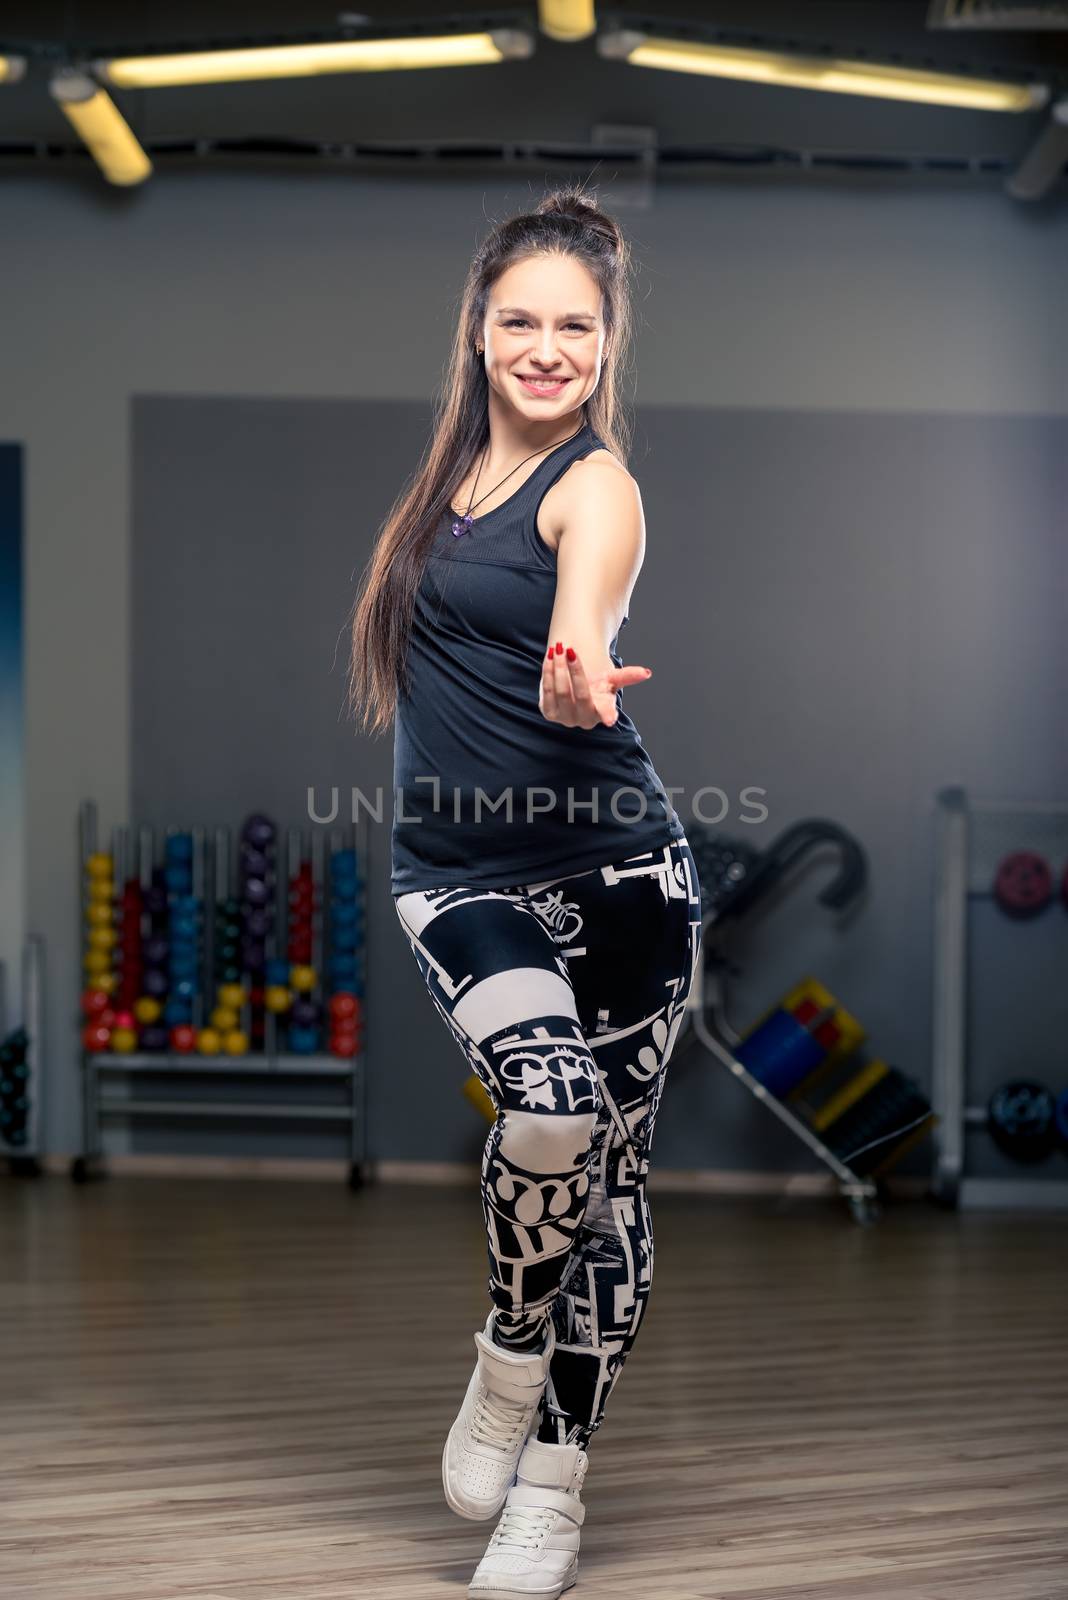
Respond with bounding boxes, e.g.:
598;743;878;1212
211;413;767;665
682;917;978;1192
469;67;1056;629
847;1193;882;1227
70;1156;107;1185
6;1155;42;1178
347;1163;364;1192
928;1176;959;1210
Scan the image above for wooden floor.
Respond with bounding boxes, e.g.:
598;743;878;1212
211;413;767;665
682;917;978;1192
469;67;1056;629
2;1174;1066;1599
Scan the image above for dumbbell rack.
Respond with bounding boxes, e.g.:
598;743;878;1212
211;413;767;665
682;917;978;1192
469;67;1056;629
931;786;1068;1211
73;799;368;1190
0;934;45;1174
680;928;883;1226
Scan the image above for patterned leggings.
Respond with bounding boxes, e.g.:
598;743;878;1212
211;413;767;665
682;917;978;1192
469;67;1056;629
393;835;702;1451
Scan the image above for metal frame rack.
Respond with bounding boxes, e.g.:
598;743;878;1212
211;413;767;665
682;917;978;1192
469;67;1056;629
73;800;368;1190
0;934;45;1174
679;932;884;1227
672;820;899;1227
931;785;1068;1211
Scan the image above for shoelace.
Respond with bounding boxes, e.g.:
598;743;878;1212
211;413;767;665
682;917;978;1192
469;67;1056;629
470;1386;531;1451
489;1503;555;1552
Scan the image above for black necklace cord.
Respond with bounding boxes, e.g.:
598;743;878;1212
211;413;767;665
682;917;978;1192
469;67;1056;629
462;422;586;516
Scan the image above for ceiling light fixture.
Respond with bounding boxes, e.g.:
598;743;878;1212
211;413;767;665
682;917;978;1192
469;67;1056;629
538;0;596;42
50;68;152;185
597;29;1048;113
93;30;533;89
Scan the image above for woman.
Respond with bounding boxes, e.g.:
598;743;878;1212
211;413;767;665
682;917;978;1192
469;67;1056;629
349;185;702;1600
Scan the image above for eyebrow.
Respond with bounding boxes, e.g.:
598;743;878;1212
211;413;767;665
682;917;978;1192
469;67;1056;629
494;306;598;320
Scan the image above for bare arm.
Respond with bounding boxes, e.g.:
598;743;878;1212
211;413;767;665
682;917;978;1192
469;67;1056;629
539;459;653;729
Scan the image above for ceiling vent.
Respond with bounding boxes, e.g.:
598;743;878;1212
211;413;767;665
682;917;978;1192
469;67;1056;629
927;0;1068;27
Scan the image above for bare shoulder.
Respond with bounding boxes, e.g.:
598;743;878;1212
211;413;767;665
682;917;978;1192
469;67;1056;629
538;445;641;551
580;444;628;471
573;446;635;492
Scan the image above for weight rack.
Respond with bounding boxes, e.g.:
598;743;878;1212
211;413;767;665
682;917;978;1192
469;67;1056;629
931;785;1068;1211
680;932;884;1227
73;799;369;1190
0;934;45;1173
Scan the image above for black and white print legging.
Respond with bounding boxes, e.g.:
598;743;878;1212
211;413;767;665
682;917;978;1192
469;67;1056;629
394;835;702;1452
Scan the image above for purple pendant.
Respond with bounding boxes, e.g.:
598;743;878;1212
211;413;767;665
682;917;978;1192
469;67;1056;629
451;512;474;538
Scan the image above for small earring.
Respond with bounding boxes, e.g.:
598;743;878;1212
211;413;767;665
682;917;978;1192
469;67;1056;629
476;345;483;355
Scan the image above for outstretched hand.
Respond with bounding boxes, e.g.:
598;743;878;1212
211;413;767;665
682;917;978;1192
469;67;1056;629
540;641;652;730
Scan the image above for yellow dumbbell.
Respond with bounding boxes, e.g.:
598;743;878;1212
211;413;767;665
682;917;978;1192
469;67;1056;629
463;1073;497;1124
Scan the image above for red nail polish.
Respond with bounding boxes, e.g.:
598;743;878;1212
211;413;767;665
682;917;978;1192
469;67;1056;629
565;648;575;662
555;642;563;655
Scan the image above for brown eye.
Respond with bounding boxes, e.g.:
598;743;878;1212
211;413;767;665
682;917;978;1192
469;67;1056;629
502;319;590;332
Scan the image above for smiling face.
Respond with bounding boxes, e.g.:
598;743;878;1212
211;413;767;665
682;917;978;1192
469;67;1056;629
480;252;606;419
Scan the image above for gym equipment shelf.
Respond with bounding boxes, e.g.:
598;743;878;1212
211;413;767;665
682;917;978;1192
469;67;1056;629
73;1051;367;1190
0;934;46;1176
680;934;883;1228
73;800;369;1190
675;819;885;1227
931;786;1068;1212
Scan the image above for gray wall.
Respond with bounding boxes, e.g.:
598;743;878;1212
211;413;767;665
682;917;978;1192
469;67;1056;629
130;394;1068;1178
3;169;1066;1172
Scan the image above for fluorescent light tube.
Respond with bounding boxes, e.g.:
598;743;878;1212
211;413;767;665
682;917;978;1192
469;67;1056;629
538;0;596;42
50;69;153;185
95;30;532;89
598;30;1048;113
1007;98;1068;199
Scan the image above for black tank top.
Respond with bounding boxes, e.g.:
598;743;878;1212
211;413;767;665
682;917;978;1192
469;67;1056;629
390;420;684;894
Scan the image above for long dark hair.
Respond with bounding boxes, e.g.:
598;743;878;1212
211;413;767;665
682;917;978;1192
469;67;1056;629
346;182;636;735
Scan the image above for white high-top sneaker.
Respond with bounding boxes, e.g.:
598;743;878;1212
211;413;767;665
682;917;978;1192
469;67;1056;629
467;1437;589;1600
442;1311;556;1521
